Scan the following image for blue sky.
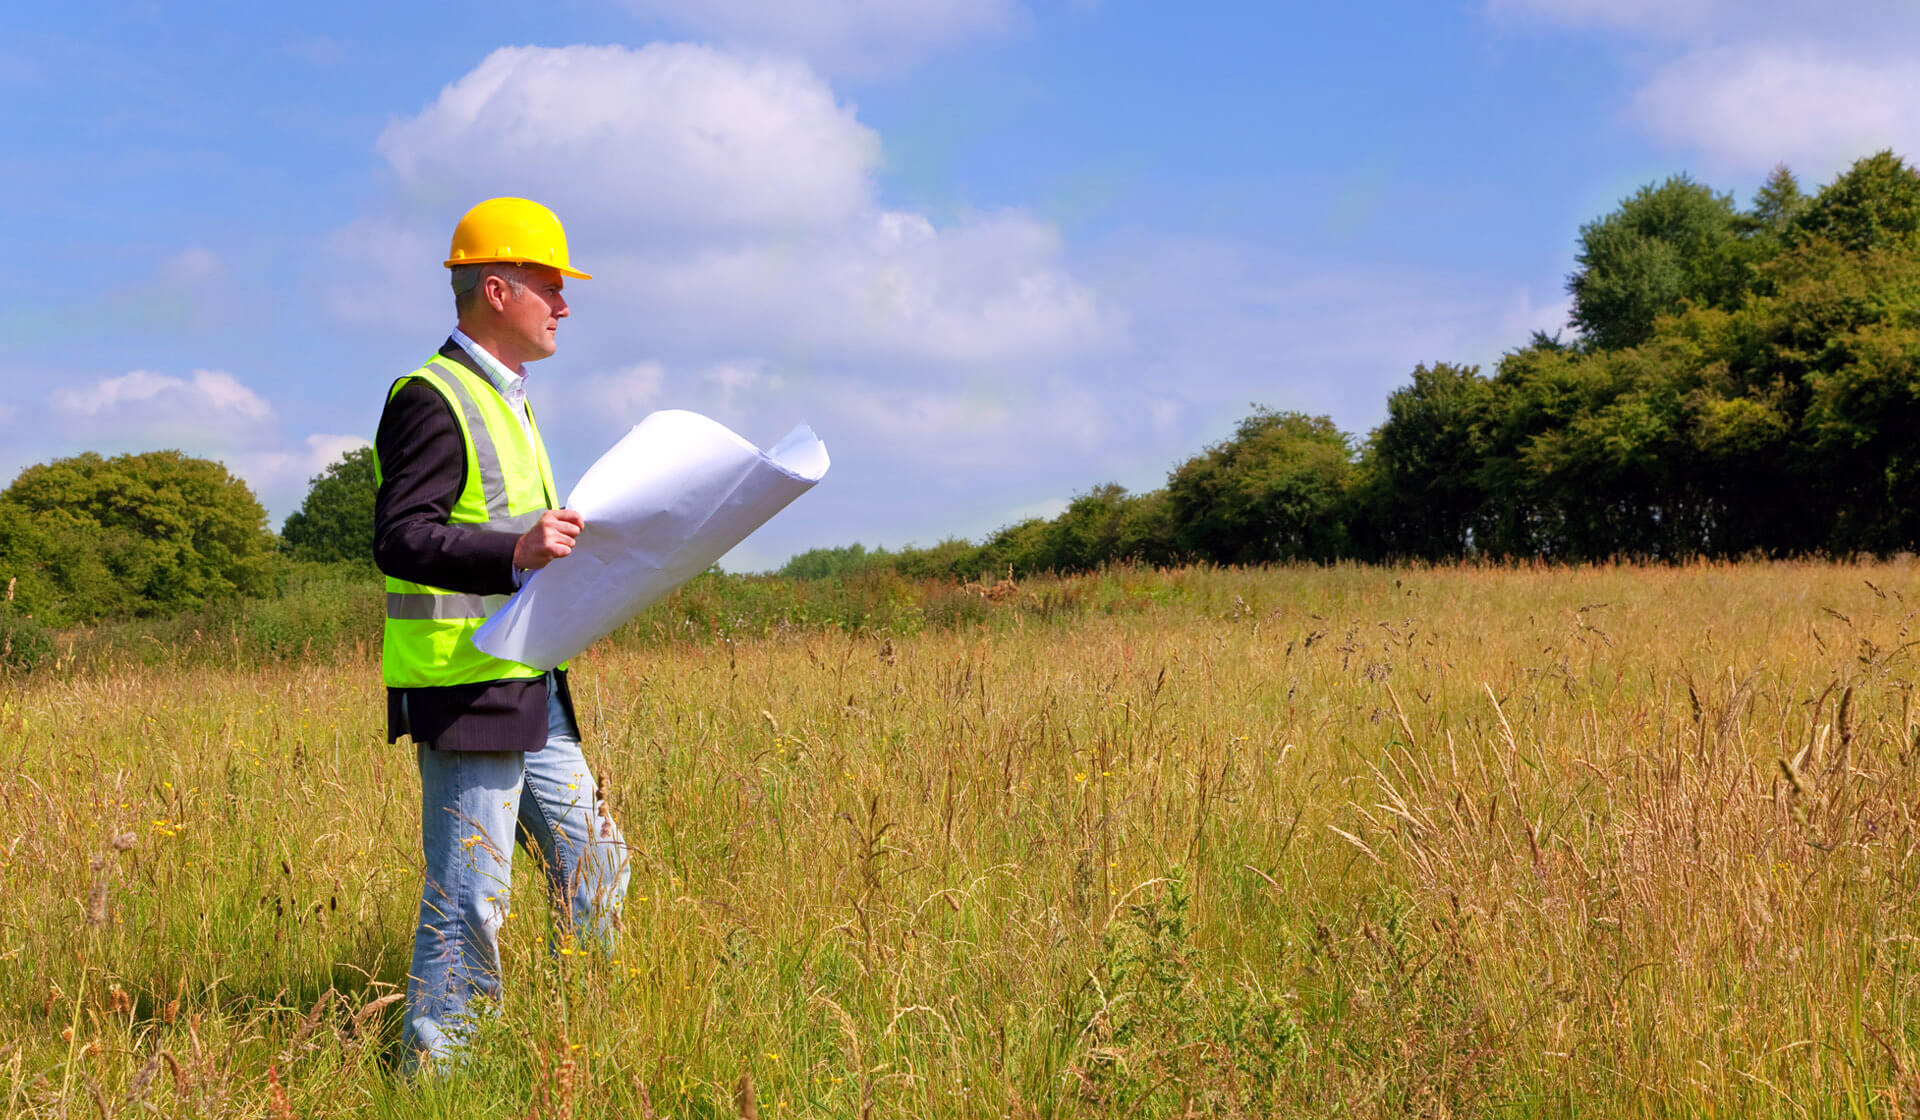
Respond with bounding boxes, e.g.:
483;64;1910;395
9;0;1920;569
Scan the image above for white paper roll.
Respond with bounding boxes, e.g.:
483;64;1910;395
471;409;829;669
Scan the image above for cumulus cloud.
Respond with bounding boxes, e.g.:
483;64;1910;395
829;383;1012;461
617;0;1021;78
1634;46;1920;176
377;44;878;235
235;434;372;492
341;43;1120;371
1488;0;1920;178
601;208;1120;366
51;369;273;428
37;367;371;514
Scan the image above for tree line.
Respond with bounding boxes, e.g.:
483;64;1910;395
787;151;1920;580
9;150;1920;629
0;445;372;628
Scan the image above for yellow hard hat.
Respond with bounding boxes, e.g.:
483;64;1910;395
444;197;592;280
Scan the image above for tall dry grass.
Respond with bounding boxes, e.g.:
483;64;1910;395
3;561;1919;1117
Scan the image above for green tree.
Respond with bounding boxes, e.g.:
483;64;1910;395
0;450;281;622
282;446;378;564
1355;363;1493;559
1749;165;1809;235
1567;175;1748;351
1165;409;1353;564
1791;150;1920;253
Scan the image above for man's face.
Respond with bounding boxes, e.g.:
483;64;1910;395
492;265;569;366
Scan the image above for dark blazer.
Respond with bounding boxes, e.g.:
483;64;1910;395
373;338;578;752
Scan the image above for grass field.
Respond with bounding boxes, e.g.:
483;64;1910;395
5;561;1920;1118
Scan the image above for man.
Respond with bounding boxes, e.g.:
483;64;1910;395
372;197;629;1064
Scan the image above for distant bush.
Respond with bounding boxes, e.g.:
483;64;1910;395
21;562;1227;679
49;561;381;673
0;610;52;673
0;450;283;624
777;542;893;580
890;538;986;581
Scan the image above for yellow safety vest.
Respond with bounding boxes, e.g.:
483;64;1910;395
376;352;564;688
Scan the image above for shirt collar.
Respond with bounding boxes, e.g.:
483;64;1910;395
450;327;524;400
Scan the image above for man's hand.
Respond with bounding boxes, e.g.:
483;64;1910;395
514;509;585;571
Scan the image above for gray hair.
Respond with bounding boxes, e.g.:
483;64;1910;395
451;263;528;314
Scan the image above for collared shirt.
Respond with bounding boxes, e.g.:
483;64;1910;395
450;327;534;441
449;328;542;586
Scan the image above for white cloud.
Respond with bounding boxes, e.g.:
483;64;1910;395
234;434;372;493
339;43;1120;372
51;369;273;427
33;368;370;516
700;361;762;412
377;44;878;235
1492;287;1575;347
575;361;668;425
1488;0;1920;178
825;383;1014;466
617;0;1021;77
1633;46;1920;177
602;208;1120;366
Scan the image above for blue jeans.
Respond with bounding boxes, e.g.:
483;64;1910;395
402;679;629;1062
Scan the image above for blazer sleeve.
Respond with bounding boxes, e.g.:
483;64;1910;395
373;380;521;596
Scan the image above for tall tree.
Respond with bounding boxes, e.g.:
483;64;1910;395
1749;165;1808;234
282;446;379;565
1567;175;1746;351
1356;363;1493;559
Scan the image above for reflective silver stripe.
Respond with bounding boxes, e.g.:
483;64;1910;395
480;509;545;534
386;591;508;620
526;402;558;507
426;360;511;521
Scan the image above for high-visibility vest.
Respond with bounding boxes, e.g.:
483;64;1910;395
377;352;563;688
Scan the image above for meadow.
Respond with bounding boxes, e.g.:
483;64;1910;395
4;560;1920;1118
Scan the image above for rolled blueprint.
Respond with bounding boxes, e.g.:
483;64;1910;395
472;409;829;669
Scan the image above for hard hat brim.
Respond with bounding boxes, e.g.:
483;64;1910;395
442;255;592;281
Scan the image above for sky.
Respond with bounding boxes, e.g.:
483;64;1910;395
9;0;1920;570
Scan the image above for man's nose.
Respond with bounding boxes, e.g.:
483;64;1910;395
553;295;569;318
